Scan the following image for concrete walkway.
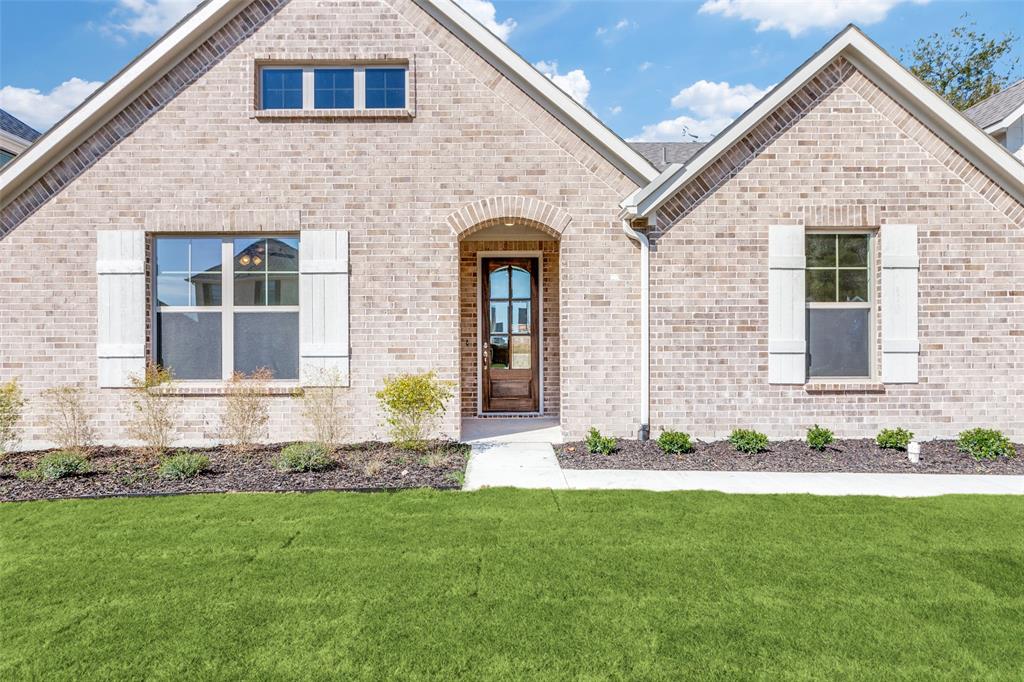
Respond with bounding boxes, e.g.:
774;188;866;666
462;418;567;490
561;469;1024;497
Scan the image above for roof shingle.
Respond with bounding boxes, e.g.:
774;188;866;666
628;142;706;171
964;79;1024;129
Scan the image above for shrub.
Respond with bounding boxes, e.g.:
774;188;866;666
42;386;96;454
657;430;693;455
20;451;91;482
127;363;176;457
806;424;834;451
300;368;348;449
275;442;333;473
158;450;210;480
585;428;617;455
362;453;387;477
729;429;769;454
220;368;273;452
876;428;914;451
957;428;1015;461
376;371;455;451
0;379;25;458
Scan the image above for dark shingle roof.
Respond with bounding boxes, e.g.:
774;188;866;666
0;109;41;144
628;142;706;171
964;80;1024;129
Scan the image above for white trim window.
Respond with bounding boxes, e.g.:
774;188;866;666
154;236;300;381
805;231;874;379
259;65;408;111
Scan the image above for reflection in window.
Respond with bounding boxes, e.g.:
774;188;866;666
490;335;509;369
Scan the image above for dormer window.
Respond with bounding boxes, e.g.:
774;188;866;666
257;64;408;112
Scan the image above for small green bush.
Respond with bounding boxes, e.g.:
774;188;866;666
957;428;1015;461
806;425;834;451
158;450;210;480
657;430;693;455
729;429;769;454
22;451;91;481
376;371;456;451
275;442;333;473
876;428;914;451
585;428;617;455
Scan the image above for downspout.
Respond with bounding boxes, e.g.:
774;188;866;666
621;219;650;441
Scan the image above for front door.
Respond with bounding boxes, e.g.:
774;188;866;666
482;257;539;413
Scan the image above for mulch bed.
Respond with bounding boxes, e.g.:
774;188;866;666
556;438;1024;475
0;441;470;503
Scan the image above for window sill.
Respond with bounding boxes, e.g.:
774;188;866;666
149;383;302;397
252;108;413;120
804;381;886;394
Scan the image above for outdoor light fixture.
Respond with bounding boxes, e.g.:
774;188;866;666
239;254;251;266
252;256;262;266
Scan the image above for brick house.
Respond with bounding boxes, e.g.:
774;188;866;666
1;0;1022;448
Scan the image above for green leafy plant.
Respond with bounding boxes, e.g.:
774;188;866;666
274;442;333;473
729;429;769;454
128;363;176;457
0;378;26;458
876;428;914;451
18;451;91;482
957;428;1016;461
585;428;617;455
42;386;96;455
158;450;210;480
657;430;693;455
806;425;834;451
375;371;455;451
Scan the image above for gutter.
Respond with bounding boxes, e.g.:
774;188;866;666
621;219;650;441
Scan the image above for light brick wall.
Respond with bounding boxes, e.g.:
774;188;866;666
649;64;1024;441
0;0;640;447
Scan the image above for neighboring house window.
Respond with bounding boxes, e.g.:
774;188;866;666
155;236;300;381
805;232;873;378
261;68;303;110
257;65;408;110
0;149;15;166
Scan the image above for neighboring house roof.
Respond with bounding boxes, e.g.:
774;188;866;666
628;142;706;171
623;25;1024;218
0;0;658;210
0;109;41;145
964;79;1024;132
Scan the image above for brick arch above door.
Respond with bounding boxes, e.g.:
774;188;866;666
446;196;572;241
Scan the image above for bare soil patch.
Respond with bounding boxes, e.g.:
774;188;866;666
556;438;1024;474
0;441;469;502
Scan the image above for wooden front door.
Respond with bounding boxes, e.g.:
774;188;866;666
482;257;539;413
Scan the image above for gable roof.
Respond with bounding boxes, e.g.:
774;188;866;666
628;142;706;171
965;79;1024;131
623;25;1024;218
0;109;41;146
1;0;658;210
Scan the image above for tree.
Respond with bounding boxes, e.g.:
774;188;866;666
901;15;1020;111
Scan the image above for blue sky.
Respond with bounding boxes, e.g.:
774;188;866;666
1;0;1021;140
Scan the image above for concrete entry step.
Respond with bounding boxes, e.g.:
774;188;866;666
462;417;566;490
461;417;561;445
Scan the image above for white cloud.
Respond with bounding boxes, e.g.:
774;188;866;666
609;105;623;115
534;61;590;106
629;115;734;142
596;18;636;42
631;80;773;142
638;61;654;72
457;0;516;41
0;78;104;131
670;80;771;118
699;0;929;37
103;0;201;39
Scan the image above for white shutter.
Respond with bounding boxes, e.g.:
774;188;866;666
300;230;350;386
96;231;146;388
768;225;806;384
881;224;919;383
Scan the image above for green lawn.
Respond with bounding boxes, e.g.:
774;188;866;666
2;490;1022;680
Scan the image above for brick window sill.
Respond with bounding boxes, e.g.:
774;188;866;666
804;382;886;394
149;383;301;397
252;108;413;120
